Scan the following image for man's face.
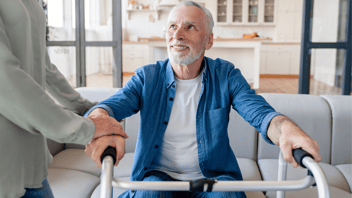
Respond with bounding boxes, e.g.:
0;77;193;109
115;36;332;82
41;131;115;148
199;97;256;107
166;5;213;65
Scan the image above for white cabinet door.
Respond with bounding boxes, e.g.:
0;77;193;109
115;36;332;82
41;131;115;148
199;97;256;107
290;48;301;75
266;51;291;74
123;44;146;72
211;0;275;25
123;58;144;72
261;44;300;75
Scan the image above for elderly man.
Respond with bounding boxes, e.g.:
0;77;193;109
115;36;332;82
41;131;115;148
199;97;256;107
85;1;321;198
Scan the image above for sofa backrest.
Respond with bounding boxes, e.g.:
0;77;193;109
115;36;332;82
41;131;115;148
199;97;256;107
228;108;259;161
257;93;332;164
321;95;352;165
124;112;140;153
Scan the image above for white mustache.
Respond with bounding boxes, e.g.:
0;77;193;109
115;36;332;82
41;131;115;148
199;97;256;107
169;41;189;48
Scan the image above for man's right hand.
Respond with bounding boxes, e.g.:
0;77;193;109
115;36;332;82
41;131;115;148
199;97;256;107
88;112;128;141
85;135;125;168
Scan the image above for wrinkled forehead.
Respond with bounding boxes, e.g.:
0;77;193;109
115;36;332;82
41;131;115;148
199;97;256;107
167;5;207;27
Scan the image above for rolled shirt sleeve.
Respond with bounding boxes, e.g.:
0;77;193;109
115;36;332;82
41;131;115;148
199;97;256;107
228;66;281;145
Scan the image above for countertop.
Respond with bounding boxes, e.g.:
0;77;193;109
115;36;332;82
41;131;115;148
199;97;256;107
123;37;273;44
122;37;301;45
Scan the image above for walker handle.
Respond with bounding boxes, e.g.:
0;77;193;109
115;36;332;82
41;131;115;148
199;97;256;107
101;146;117;165
292;148;314;168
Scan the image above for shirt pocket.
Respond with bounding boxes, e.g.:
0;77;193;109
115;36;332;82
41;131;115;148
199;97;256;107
207;105;230;138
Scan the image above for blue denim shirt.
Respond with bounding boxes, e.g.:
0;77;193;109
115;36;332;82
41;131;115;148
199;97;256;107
85;57;279;186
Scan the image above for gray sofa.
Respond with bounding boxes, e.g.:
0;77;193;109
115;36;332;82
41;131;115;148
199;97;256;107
46;87;352;198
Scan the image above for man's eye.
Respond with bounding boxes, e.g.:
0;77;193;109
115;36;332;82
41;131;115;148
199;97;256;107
188;25;194;29
170;25;176;29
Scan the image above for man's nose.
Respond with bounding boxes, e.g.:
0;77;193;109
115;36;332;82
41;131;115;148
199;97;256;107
173;27;185;40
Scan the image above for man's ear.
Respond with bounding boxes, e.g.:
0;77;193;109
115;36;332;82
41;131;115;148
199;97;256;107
205;33;213;50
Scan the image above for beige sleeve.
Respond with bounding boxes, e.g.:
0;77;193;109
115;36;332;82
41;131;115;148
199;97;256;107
0;15;94;145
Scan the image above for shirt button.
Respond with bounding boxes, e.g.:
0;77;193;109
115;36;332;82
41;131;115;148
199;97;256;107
155;145;159;148
169;98;174;101
164;121;168;125
144;167;147;170
172;85;175;88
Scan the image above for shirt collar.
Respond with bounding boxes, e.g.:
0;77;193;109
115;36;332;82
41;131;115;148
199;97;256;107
165;57;208;89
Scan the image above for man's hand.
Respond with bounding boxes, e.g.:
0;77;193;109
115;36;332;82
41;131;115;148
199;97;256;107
85;135;125;168
88;112;129;140
268;115;322;168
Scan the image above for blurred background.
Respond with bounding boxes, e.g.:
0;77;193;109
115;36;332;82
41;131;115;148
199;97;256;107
42;0;351;95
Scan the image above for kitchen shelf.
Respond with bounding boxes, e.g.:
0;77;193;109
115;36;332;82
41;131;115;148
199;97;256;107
127;8;162;20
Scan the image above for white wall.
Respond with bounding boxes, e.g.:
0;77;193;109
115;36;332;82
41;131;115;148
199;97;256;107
274;0;303;42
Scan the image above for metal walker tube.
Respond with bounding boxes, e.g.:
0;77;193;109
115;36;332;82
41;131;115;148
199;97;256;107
302;157;331;198
100;148;330;198
100;156;114;198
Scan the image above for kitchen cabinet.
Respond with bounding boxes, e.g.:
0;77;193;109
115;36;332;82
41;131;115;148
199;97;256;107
260;43;301;75
123;44;148;72
209;0;276;25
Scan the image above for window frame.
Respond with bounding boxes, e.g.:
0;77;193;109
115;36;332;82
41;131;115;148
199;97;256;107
39;0;123;88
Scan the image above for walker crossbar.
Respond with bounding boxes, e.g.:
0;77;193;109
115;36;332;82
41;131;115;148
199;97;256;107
99;148;330;198
109;176;315;192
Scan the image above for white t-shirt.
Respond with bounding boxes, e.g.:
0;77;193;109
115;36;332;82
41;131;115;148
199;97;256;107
151;72;205;180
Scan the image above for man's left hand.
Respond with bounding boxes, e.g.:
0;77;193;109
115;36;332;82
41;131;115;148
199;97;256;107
279;121;321;168
268;115;322;168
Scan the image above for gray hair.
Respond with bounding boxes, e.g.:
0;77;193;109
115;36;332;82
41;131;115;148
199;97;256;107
168;1;214;34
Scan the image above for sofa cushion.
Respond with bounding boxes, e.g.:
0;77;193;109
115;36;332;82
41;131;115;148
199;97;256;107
321;95;352;165
48;168;100;198
237;158;262;181
258;159;351;197
49;149;101;177
258;93;332;164
49;149;134;178
282;186;351;198
336;164;352;193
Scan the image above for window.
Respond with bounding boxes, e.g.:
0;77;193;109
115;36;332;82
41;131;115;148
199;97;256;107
40;0;122;88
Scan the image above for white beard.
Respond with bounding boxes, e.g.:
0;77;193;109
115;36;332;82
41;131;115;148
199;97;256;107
167;41;205;65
